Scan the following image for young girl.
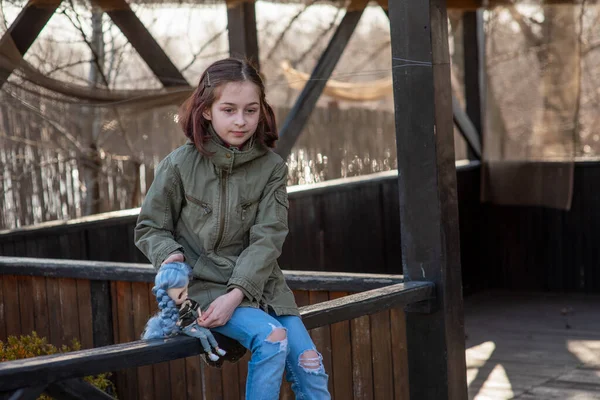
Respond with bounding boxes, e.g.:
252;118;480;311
135;58;330;399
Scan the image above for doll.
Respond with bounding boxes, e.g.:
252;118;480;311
142;262;227;361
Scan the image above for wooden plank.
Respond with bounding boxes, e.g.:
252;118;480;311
351;315;373;400
462;10;485;161
388;0;468;399
370;310;393;399
58;278;79;345
92;0;188;88
300;282;433;329
16;276;34;336
275;0;368;159
0;386;46;400
169;358;187;399
75;280;93;349
308;291;333;395
31;276;49;340
226;0;259;66
114;281;138;400
3;275;21;337
390;307;409;400
0;272;6;341
44;378;114;400
329;291;353;400
131;282;154;400
0;257;403;291
185;356;204;399
45;277;63;346
221;357;240;400
202;360;223;400
0;0;62;87
90;280;113;348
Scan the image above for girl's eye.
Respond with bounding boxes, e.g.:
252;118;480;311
246;109;257;114
223;108;234;113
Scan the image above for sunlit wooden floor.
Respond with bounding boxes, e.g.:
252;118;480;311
465;291;600;399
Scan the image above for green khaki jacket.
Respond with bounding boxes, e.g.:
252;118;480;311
135;135;299;317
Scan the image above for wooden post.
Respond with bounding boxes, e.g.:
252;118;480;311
93;0;189;88
462;10;485;160
226;0;260;67
275;0;367;160
0;0;63;87
388;1;468;399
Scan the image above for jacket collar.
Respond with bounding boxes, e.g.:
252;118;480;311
199;125;269;173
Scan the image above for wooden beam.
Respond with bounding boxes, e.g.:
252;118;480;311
92;0;189;88
453;96;482;159
0;281;432;392
0;0;62;87
388;0;468;399
226;0;260;67
0;386;46;400
275;0;367;160
44;378;114;400
0;256;403;291
462;10;485;160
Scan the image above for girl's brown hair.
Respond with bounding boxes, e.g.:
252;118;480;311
178;58;278;154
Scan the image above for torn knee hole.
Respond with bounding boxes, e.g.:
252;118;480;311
299;350;322;371
266;328;287;343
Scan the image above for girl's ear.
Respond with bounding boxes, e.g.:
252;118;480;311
203;108;212;120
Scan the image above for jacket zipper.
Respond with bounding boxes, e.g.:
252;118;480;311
214;169;228;252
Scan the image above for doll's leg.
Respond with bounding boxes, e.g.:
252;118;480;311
182;325;220;361
204;328;227;356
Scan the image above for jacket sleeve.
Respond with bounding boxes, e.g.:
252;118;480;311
134;156;185;269
227;162;289;303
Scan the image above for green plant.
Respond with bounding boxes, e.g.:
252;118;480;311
0;331;117;399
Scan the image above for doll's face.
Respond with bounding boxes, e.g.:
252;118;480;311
167;283;189;305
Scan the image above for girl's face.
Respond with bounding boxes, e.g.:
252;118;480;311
167;283;189;305
203;81;261;148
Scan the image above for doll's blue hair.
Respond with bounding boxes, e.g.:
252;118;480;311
142;262;192;340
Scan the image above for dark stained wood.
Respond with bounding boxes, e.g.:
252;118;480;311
390;307;409;400
3;275;21;337
58;279;79;346
226;0;260;66
90;281;113;348
45;277;63;346
462;10;485;161
131;282;154;400
329;291;353;400
221;357;240;400
275;0;367;159
16;276;34;336
92;0;188;88
300;282;433;329
202;360;224;400
44;378;114;400
0;386;46;400
185;356;204;399
0;257;405;290
169;358;187;400
31;277;49;340
351;315;373;400
308;291;333;395
114;281;138;400
452;96;482;159
0;0;62;87
388;0;468;399
75;280;93;349
0;274;6;340
370;310;393;399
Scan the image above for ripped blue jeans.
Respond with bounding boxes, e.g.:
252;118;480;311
213;307;330;400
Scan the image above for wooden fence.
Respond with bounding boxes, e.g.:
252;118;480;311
0;257;414;400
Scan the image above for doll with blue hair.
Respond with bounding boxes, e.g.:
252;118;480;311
142;261;227;361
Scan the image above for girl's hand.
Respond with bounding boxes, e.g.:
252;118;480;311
197;288;244;328
162;253;184;265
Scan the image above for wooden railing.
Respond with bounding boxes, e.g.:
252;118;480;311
0;257;434;400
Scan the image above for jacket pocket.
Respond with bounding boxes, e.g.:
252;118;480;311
237;198;259;231
183;193;213;232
